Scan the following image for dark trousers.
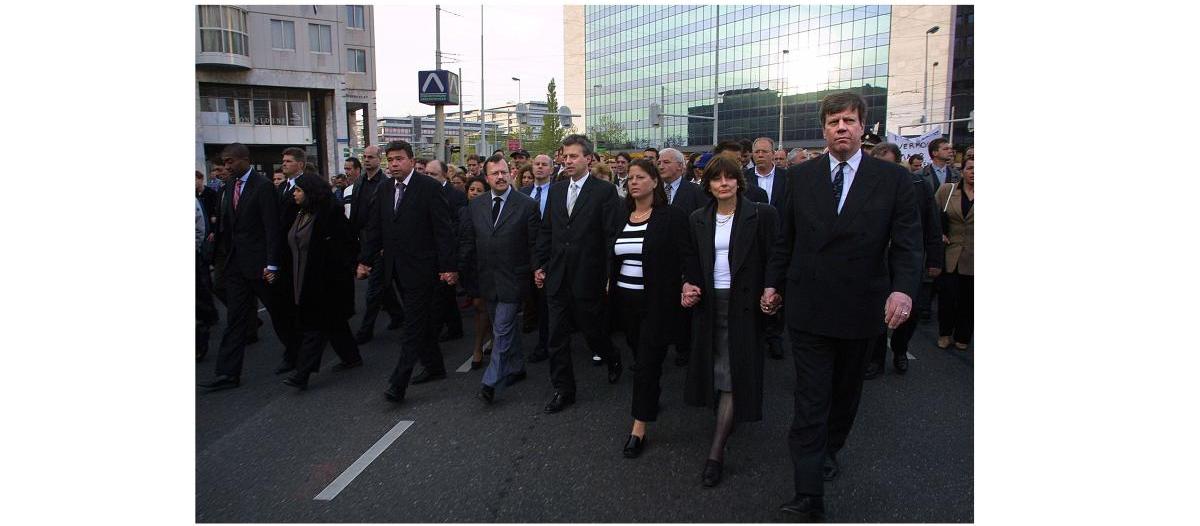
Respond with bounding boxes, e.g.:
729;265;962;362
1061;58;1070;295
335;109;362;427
387;277;446;392
938;271;974;344
764;307;784;351
620;289;670;422
196;252;219;355
433;281;463;336
214;271;298;378
870;315;919;365
359;264;403;335
917;277;939;317
295;319;362;374
674;306;694;357
531;281;550;353
787;329;872;496
521;273;540;332
546;293;615;396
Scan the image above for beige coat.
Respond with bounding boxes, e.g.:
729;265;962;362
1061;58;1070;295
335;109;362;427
936;182;974;275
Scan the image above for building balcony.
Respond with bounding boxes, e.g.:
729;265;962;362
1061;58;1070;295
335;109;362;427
196;5;251;70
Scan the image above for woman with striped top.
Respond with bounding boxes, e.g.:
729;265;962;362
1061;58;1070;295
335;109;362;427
611;159;692;459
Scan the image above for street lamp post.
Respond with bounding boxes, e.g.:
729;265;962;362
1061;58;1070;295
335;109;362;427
512;76;521;105
923;25;940;132
511;76;521;135
778;49;789;146
930;61;939;129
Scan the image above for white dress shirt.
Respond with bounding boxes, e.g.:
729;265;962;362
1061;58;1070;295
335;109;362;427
829;149;863;214
755;166;776;203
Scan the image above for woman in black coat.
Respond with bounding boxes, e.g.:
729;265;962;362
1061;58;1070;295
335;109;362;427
681;154;778;487
281;173;363;390
609;159;691;459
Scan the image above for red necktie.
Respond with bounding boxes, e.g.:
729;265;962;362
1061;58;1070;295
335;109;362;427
233;179;244;211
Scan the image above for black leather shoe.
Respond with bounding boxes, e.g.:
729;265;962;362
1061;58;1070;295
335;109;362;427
283;373;309;390
863;362;882;380
779;495;825;522
438;330;464;342
504;370;527;387
768;341;784;360
607;360;623;384
543;391;575;413
478;385;495;404
527;350;548;363
893;353;909;374
623;435;645;459
702;459;723;487
822;452;839;481
354;331;373;345
198;375;240;391
273;362;295;375
674;351;689;367
411;370;447;384
383;384;405;403
386;317;404;330
332;359;363;372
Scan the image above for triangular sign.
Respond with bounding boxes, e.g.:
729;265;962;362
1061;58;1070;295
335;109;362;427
422;73;445;93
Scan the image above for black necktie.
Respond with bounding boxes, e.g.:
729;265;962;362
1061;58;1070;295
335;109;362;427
832;162;847;213
491;196;502;225
393;180;405;212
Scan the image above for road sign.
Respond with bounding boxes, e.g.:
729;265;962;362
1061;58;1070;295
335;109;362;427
507;139;522;152
418;70;460;106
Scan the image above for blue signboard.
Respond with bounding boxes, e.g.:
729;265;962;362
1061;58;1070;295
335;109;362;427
418;70;460;106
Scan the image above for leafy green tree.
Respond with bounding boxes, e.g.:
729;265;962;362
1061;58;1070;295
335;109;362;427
588;115;630;151
531;79;570;156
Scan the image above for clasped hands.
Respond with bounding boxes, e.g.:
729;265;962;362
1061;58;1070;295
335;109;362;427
354;263;457;286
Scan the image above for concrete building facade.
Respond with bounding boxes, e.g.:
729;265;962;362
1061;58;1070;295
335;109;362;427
195;5;378;179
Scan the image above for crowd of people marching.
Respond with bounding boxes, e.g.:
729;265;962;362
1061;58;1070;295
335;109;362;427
194;91;973;521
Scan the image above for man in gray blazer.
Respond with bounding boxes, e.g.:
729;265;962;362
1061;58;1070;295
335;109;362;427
460;154;541;404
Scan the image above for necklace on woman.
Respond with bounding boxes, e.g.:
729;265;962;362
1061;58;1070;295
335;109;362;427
631;208;651;222
716;209;735;226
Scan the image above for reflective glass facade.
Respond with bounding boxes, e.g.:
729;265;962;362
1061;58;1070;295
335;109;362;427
585;4;892;149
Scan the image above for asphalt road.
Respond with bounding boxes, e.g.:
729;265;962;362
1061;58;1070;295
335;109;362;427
197;281;973;523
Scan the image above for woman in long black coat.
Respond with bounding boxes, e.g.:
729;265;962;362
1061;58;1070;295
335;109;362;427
281;173;363;390
608;159;691;459
681;154;778;487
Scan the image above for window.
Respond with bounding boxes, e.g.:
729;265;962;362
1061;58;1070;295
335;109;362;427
347;48;367;73
347;6;365;29
309;24;332;53
270;19;294;50
197;6;248;56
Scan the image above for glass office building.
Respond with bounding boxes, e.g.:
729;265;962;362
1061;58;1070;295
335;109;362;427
584;4;893;150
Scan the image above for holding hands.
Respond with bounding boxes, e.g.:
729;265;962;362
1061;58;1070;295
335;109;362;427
681;282;702;308
760;288;782;314
534;269;546;289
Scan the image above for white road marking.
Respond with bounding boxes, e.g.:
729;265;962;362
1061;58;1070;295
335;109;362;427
456;355;475;373
907;352;916;360
314;420;414;501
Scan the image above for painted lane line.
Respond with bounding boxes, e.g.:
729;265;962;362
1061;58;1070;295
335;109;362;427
456;355;475;373
314;420;414;501
907;352;916;360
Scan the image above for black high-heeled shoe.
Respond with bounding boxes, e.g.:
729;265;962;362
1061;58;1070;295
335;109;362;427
623;434;645;458
702;459;723;487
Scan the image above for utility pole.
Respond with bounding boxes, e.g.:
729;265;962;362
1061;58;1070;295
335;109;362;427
712;7;720;146
458;67;465;165
434;5;445;161
478;4;485;156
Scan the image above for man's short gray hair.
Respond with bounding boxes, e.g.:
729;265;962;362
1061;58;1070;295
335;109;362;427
659;148;685;163
788;148;807;164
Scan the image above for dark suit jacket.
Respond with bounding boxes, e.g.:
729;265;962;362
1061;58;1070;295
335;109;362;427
765;153;923;339
286;200;357;327
358;171;457;290
442;182;469;212
217;170;281;279
459;188;541;304
668;178;707;215
683;197;777;422
534;173;623;299
918;163;961;194
912;172;944;272
350;169;388;236
745;166;788;210
608;204;691;348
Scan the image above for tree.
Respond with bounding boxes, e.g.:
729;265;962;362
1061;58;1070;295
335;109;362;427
588;115;630;151
531;79;569;156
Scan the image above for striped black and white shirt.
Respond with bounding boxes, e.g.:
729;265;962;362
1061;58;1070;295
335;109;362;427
614;218;649;290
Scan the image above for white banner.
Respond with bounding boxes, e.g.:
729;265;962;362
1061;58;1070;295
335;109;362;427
886;128;942;167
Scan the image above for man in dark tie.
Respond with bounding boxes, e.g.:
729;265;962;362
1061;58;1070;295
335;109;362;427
746;137;789;360
461;154;540;404
763;92;922;521
657;147;705;367
519;154;554;361
357;141;458;403
199;143;299;391
533;134;623;413
351;145;404;344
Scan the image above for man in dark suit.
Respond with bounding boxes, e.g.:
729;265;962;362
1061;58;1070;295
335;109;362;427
461;154;540;404
198;143;299;391
763;92;922;521
657;148;706;368
357;141;458;404
426;159;467;343
915;137;960;321
533;134;623;414
351;145;404;344
746;137;789;360
519;154;555;362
